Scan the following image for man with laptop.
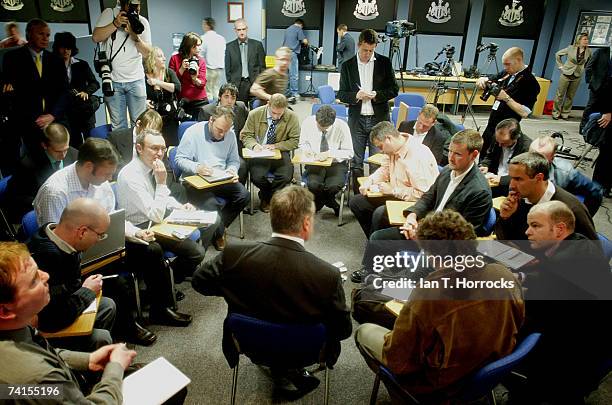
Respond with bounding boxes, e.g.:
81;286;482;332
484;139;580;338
175;106;249;250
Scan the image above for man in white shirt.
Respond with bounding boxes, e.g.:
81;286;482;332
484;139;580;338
397;104;450;165
92;0;152;130
200;17;226;102
299;105;353;215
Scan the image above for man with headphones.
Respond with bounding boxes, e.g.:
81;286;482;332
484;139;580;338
92;0;152;131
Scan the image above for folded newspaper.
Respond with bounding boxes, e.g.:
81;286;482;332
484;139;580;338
165;210;218;225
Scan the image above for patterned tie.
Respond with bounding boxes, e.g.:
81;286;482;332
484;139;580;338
266;120;277;145
320;130;329;153
53;160;61;171
35;53;45;110
240;42;249;78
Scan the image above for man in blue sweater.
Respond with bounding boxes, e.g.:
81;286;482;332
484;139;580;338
175;106;250;250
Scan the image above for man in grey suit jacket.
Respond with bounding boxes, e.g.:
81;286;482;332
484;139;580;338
336;24;355;69
225;18;266;103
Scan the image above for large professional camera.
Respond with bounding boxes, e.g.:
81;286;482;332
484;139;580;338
480;81;502;101
125;2;144;35
94;50;114;97
476;42;499;55
187;57;199;75
385;20;416;38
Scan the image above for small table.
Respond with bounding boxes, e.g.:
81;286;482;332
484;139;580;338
291;151;333;167
150;222;199;241
384;300;404;317
366;153;387;166
385;200;417;226
184;175;236;190
357;177;384;198
242;148;282;160
41;292;101;338
81;249;126;277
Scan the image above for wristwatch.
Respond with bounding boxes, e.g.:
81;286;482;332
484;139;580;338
504;95;511;103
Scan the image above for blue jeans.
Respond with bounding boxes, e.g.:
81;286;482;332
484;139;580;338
289;51;300;97
104;78;147;130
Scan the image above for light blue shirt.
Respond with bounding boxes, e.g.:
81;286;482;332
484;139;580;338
175;121;240;177
283;24;305;54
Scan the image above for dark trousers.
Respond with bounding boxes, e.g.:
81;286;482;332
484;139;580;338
237;78;252;104
349;195;394;238
305;161;348;203
67;114;95;148
125;240;174;309
156;236;206;279
579;89;598;133
186;182;250;231
370;226;404;241
349;115;381;193
249;151;294;203
593;128;612;191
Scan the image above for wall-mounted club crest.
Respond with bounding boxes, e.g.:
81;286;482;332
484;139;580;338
50;0;75;12
426;0;451;24
354;0;379;20
1;0;24;11
499;0;524;27
281;0;306;18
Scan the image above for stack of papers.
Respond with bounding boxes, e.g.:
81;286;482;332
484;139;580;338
165;210;218;226
477;240;535;270
246;149;276;158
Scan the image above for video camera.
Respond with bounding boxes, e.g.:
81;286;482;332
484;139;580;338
480;81;502;101
476;42;499;55
434;44;455;61
385;20;416;38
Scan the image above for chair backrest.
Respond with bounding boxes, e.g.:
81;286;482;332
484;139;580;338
177;121;197;143
482;208;497;235
311;103;347;118
407;106;422;121
252;99;263;109
226;312;327;369
21;210;38;239
167;146;182;179
598;233;612;262
394;93;426;108
455;123;465;131
0;175;12;202
90;124;112;139
317;85;336;104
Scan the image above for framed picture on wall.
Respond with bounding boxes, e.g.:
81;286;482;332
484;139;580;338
574;11;612;47
100;0;148;19
227;2;243;23
335;0;397;32
39;0;90;23
266;0;323;29
410;0;470;35
480;0;545;39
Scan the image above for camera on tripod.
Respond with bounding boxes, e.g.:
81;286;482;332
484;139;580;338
480;81;502;101
385;20;416;38
94;51;114;97
124;1;144;35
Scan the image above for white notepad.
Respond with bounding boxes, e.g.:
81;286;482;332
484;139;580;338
165;210;218;225
122;357;190;405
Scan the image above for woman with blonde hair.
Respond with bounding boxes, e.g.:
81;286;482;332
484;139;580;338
552;32;591;120
144;46;181;144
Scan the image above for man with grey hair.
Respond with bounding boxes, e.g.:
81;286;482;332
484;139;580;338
496;152;597;240
398;104;449;165
192;185;351;395
298;105;353;215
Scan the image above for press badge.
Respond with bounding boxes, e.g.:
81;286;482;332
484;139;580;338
492;100;500;110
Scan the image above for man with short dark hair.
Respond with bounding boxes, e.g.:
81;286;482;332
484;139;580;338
398;104;449;165
338;29;399;193
192;185;352;395
282;18;308;101
336;24;355;69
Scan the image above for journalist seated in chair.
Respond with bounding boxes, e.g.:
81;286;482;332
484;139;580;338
144;46;181;146
530;135;603;216
397;104;449;166
479;118;531;197
169;32;208;119
192;186;352;394
298;105;353;216
108;109;163;173
512;201;612;404
175;106;249;251
355;210;525;402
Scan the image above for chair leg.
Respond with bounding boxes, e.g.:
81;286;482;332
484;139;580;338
165;259;178;310
130;272;142;319
239;212;244;239
324;367;330;405
370;374;381;405
491;389;497;405
338;189;345;227
248;171;254;215
231;363;239;405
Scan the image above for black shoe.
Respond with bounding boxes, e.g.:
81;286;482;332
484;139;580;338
327;199;340;217
150;307;193;327
350;268;366;283
212;231;226;251
287;96;297;105
286;369;320;394
129;322;157;346
175;290;185;302
315;199;324;212
604;189;612;198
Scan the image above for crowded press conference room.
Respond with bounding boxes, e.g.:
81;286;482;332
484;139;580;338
1;0;612;404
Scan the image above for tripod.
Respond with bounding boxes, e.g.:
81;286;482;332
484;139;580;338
389;37;408;91
302;46;320;98
461;49;500;127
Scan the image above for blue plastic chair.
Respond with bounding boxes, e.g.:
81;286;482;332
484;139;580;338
251;99;263;109
89;124;112;139
225;312;331;405
598;233;612;262
394;93;426;108
167;146;182;180
0;175;11;197
0;175;17;239
21;210;38;239
369;333;541;404
455;123;465;131
317;85;336;104
311;103;347;118
482;207;497;236
177;121;197;143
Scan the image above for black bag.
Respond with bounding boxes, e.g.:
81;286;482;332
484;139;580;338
71;93;101;117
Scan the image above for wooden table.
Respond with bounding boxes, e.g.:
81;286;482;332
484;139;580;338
366;153;387;167
184;175;236;190
384;300;404;317
357;177;383;198
81;249;126;277
41;292;101;338
291;151;333;167
242;148;282;160
385;200;417;225
150;222;198;241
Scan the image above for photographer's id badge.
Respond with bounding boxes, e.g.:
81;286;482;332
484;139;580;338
492;100;500;111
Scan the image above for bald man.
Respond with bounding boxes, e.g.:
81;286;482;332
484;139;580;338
476;47;540;154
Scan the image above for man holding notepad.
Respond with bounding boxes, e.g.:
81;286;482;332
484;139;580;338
175;106;249;250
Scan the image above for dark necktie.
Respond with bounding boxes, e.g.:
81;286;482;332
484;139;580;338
266;120;278;145
52;160;61;171
240;42;249;78
148;170;156;192
320;130;329;153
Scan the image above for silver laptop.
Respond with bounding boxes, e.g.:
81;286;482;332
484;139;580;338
81;209;126;266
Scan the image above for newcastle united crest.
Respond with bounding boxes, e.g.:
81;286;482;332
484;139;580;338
50;0;75;12
426;0;451;24
354;0;379;20
499;0;524;27
281;0;306;18
1;0;24;11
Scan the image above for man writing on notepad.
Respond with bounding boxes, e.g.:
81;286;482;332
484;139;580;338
175;106;249;250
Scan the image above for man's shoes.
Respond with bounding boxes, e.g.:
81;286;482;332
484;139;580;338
604;189;612;198
286;369;320;394
175;290;185;302
260;200;271;213
287;96;297;105
350;268;366;283
130;322;157;346
552;115;559;120
315;199;324;212
150;307;193;327
326;199;340;217
213;232;226;251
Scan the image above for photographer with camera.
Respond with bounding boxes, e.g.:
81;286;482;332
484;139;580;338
169;32;208;120
476;47;539;154
144;46;181;145
92;0;151;131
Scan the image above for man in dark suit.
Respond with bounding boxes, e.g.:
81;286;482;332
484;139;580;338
495;152;597;240
2;18;68;159
479;118;531;197
398;104;449;165
192;186;352;394
336;24;355;69
338;29;399;193
580;44;611;133
4;123;77;223
225;18;266;103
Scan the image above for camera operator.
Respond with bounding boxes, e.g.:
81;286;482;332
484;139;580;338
144;46;181;145
476;47;539;154
92;0;152;131
169;32;208;119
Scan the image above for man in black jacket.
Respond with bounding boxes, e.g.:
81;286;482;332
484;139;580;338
338;29;399;193
580;44;611;133
192;186;351;394
398;104;449;165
